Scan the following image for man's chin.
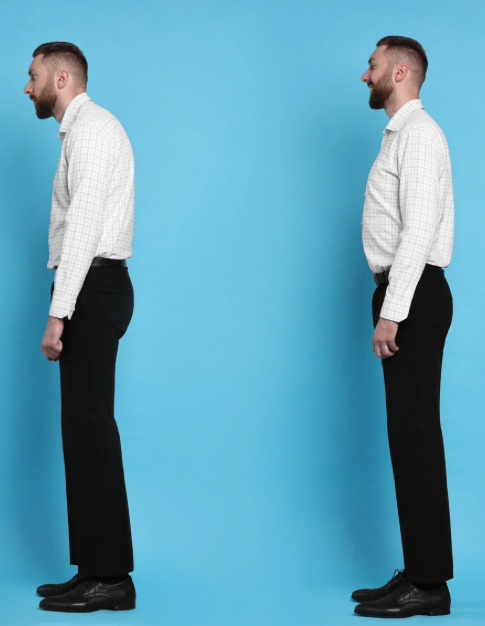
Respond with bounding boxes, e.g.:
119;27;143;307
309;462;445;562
35;106;53;120
369;91;390;110
369;98;385;110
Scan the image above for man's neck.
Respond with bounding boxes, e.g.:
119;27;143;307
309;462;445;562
54;90;86;123
385;93;420;119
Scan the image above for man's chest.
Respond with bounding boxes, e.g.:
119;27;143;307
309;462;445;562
52;144;70;205
367;132;400;188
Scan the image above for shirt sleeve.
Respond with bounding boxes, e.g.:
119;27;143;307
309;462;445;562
379;127;442;323
49;126;116;319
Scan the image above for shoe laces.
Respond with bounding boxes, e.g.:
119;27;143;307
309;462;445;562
388;568;405;586
395;580;412;600
79;577;97;592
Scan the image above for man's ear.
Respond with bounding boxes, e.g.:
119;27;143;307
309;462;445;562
56;69;69;90
395;63;409;84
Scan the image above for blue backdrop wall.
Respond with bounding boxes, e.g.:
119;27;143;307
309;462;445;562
0;1;482;624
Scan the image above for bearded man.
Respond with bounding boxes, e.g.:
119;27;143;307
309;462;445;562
24;42;136;613
352;36;455;618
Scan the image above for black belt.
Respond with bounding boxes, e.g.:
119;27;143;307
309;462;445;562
374;269;390;286
54;257;127;270
374;263;443;287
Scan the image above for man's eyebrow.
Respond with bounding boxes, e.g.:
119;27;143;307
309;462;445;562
28;69;36;76
368;57;376;65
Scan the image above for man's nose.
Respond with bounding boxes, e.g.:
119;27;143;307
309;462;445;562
361;71;370;83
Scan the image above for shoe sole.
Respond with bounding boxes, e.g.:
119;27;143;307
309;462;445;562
427;606;451;616
39;600;136;613
354;605;451;618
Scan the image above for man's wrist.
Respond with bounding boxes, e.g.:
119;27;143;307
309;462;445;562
379;316;398;325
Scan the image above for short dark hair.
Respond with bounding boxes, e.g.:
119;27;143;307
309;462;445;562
376;36;428;88
33;42;88;86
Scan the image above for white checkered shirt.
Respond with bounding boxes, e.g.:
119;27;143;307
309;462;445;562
48;92;135;319
362;98;454;322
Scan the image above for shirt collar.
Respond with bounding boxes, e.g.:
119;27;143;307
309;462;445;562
384;98;423;133
58;92;92;139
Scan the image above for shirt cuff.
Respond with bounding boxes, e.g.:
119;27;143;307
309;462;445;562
379;294;410;323
49;297;75;320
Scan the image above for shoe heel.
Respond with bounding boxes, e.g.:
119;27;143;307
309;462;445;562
427;605;450;616
110;600;136;611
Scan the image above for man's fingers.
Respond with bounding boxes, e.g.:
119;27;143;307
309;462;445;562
42;342;62;362
372;334;400;358
50;347;62;360
378;341;391;358
381;340;400;358
388;340;399;353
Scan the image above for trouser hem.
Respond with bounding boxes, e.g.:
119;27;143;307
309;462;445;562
76;563;134;577
404;569;453;584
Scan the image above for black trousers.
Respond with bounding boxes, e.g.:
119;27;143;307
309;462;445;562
51;266;135;577
372;264;453;583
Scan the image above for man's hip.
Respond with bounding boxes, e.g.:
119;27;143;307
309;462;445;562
372;264;452;335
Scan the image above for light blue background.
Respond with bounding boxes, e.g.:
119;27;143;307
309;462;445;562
0;0;482;624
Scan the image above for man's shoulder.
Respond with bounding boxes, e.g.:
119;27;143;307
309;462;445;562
400;109;446;142
70;100;127;143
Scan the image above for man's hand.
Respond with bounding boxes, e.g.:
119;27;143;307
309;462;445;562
41;316;64;361
373;317;399;359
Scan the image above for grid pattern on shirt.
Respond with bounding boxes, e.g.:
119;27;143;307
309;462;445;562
362;99;454;322
48;92;135;319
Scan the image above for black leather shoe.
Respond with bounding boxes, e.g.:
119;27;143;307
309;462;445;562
36;573;85;598
39;576;136;613
351;569;405;603
354;580;451;618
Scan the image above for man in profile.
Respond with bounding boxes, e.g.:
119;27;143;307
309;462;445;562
24;42;136;613
352;36;454;618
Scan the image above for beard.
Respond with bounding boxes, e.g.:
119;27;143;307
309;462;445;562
31;77;58;119
368;70;394;110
